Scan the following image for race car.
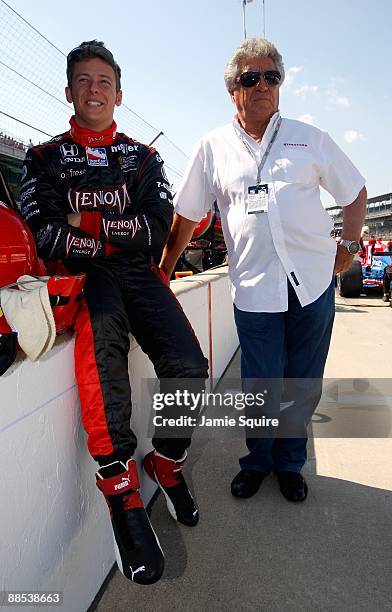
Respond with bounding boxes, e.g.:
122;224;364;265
337;244;392;304
175;202;227;275
362;252;392;292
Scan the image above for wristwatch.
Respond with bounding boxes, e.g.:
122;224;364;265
339;239;360;254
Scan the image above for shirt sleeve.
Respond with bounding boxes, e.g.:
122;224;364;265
173;139;216;222
20;148;104;260
101;148;173;263
318;132;366;206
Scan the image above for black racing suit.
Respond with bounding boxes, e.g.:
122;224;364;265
21;121;208;464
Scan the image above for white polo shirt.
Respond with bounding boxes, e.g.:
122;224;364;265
174;112;365;312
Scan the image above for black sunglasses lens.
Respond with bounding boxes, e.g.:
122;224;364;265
264;71;281;86
240;72;261;88
239;70;281;88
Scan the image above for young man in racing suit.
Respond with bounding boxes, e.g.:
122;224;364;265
20;40;208;585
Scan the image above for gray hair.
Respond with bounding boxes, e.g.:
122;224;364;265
224;38;285;92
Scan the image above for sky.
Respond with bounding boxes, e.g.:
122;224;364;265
2;0;392;202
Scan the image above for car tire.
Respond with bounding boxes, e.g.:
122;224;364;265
337;260;363;297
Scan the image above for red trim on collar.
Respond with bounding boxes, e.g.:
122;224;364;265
69;116;117;147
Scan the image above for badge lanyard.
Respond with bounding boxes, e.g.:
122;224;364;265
235;115;282;184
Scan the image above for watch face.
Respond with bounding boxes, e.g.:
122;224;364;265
348;241;360;254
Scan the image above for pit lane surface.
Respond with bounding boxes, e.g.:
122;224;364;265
94;289;392;612
331;289;392;377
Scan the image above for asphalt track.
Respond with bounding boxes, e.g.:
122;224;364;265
94;290;392;612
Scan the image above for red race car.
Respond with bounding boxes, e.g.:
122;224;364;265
0;170;85;373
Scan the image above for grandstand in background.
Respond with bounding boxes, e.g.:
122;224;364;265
0;130;26;203
3;131;391;229
327;192;392;238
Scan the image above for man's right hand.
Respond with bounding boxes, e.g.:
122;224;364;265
159;265;170;285
160;213;199;279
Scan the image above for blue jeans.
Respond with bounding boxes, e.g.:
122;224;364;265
234;278;335;473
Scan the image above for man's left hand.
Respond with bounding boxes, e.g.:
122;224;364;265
334;245;355;274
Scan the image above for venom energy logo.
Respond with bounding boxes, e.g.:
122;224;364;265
67;183;131;213
66;233;101;257
102;216;142;239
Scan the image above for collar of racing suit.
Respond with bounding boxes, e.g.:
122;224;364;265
69;115;117;147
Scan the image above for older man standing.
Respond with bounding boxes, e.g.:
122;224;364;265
161;38;366;502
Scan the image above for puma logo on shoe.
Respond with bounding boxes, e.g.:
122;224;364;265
114;477;130;491
130;565;146;581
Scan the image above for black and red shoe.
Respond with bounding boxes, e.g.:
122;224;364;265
143;451;199;527
96;458;164;585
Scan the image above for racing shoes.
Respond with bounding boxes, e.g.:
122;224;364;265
96;458;164;585
143;450;199;527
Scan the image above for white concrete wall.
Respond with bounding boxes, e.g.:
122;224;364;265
0;266;238;612
175;268;239;382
